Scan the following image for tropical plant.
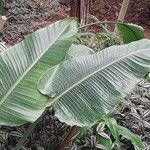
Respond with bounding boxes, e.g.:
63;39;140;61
0;17;150;149
96;117;144;150
76;17;144;51
37;39;150;127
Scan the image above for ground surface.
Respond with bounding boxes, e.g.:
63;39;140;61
1;0;150;46
91;0;150;37
0;0;150;150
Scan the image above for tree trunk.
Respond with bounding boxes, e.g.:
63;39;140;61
70;0;81;22
114;0;130;33
117;0;130;21
70;0;92;24
80;0;91;24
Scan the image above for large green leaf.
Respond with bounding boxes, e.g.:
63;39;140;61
0;18;78;126
38;39;150;127
65;44;94;60
117;22;144;44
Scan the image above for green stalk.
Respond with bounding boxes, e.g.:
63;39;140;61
78;21;117;30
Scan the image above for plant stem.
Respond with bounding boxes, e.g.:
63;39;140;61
114;0;130;33
70;0;81;22
59;126;80;150
14;109;48;150
78;21;117;30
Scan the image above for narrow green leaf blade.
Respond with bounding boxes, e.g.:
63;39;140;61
96;134;112;150
118;125;144;149
103;118;120;142
14;110;47;150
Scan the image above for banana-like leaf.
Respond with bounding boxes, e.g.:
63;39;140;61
0;43;7;53
38;39;150;127
117;22;144;44
0;18;78;126
65;44;94;60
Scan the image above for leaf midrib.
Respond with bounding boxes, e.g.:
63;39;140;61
0;24;71;106
51;48;149;104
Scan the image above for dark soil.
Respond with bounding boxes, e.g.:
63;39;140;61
1;0;150;46
91;0;150;38
0;0;150;150
0;0;69;46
